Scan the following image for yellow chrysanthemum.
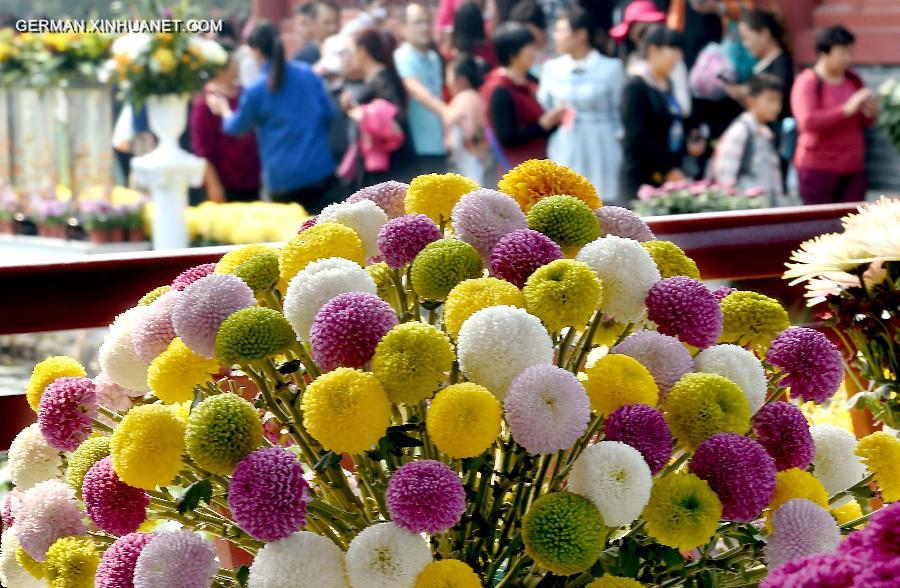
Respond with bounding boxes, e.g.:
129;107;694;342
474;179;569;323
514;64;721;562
215;243;279;275
405;173;480;224
138;285;171;306
278;222;365;291
65;436;111;499
769;468;829;512
366;261;393;302
643;472;722;551
301;368;392;454
414;559;481;588
16;546;46;579
44;536;98;588
664;373;750;451
147;338;219;404
856;431;900;502
582;354;658;415
587;574;645;588
372;322;455;404
642;241;700;279
426;383;502;458
443;277;524;338
719;291;789;352
498;159;601;212
831;499;863;525
523;259;603;333
110;404;186;490
26;356;86;411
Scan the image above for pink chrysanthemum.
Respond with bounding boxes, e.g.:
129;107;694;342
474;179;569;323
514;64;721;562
711;286;737;301
489;228;563;288
2;489;22;527
689;433;776;522
645;277;723;348
131;290;180;363
611;330;694;395
386;460;466;534
228;447;312;541
753;402;815;471
760;553;864;588
451;190;528;259
94;371;141;412
82;457;149;536
133;532;218;588
96;532;153;588
377;214;442;269
765;498;841;571
298;215;318;233
310;291;398;371
171;263;216;291
346;180;409;218
37;376;97;451
15;479;88;561
594;206;655;242
171;273;256;358
766;327;844;404
605;404;673;475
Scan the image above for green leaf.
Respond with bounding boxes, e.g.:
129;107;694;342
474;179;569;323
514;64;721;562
387;431;424;450
313;450;341;472
177;479;213;514
387;423;422;433
236;566;249;586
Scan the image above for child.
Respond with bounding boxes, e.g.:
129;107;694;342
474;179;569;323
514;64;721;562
444;54;492;185
712;73;785;205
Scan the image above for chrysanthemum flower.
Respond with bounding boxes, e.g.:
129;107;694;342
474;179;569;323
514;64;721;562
347;180;409;219
186;393;264;475
842;501;900;560
753;402;815;471
279;222;365;291
15;479;87;561
130;291;180;363
664;373;750;451
132;532;218;588
605;404;673;475
82;457;149;536
234;252;281;295
456;305;554;398
0;528;43;588
766;327;844;404
110;404;186;490
44;536;98;588
856;431;900;502
215;243;279;275
576;236;661;323
94;370;140;412
769;468;830;518
99;307;152;392
499;159;600;211
810;424;868;495
147;338;219;404
37;376;97;451
583;353;659;415
765;499;841;571
372;322;455;404
522;492;607;575
760;553;862;588
319;199;389;260
642;240;700;279
443;277;525;338
377;214;443;269
410;239;483;301
504;364;591;455
643;472;722;550
694;344;767;414
718;290;789;351
830;498;863;525
646;277;722;348
451;189;527;258
8;423;64;491
95;532;153;588
171;273;256;358
309;291;397;370
523;259;602;333
302;368;392;454
489;228;563;288
1;490;21;528
595;205;654;243
586;575;645;588
611;330;693;395
366;261;393;301
248;530;349;588
171;263;216;291
138;284;171;306
26;356;87;411
345;522;432;588
387;460;466;534
426;383;502;458
568;441;653;527
215;306;296;365
14;543;45;582
526;194;600;248
405;173;479;224
414;559;481;588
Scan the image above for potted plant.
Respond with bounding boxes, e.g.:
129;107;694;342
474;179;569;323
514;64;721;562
78;199;113;244
633;180;767;216
124;202;147;242
33;198;68;238
0;190;19;234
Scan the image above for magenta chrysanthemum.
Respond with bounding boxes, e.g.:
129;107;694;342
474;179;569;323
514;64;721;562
504;364;591;455
37;376;97;451
15;479;87;561
688;433;776;522
645;277;723;348
130;290;179;363
95;532;153;588
711;286;737;301
133;532;218;588
611;330;694;395
386;459;466;534
228;447;312;541
841;502;900;560
761;553;864;588
82;457;149;536
171;263;216;291
2;489;22;527
377;214;442;269
489;228;563;288
309;291;398;371
753;402;815;471
604;404;673;475
594;206;655;242
171;273;256;358
766;327;844;404
765;499;841;571
298;215;318;233
346;180;409;219
451;190;528;259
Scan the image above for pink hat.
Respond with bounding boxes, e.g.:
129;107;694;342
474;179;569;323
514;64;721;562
610;1;666;42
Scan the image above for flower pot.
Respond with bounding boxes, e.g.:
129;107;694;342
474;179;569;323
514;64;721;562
128;226;146;242
0;219;11;233
109;227;126;242
88;228;109;244
146;94;189;155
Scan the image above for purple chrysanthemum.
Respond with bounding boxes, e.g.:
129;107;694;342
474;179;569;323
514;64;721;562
604;404;673;474
761;553;864;588
228;447;312;541
711;286;737;301
386;460;466;534
766;327;844;404
83;457;149;536
504;364;591;455
131;290;180;363
853;558;900;588
765;498;841;571
451;190;528;259
15;479;88;561
489;228;563;288
171;273;256;358
594;206;655;242
133;532;218;588
171;263;216;291
611;330;693;395
645;277;723;348
2;489;22;527
377;214;442;269
310;291;398;371
95;532;153;588
346;180;409;218
37;376;97;451
689;433;776;522
753;402;815;470
297;215;318;233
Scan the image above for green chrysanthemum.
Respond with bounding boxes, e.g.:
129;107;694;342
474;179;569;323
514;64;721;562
44;536;99;588
523;259;602;333
234;252;280;295
371;322;455;404
643;472;722;550
719;291;789;351
522;492;608;575
410;239;483;301
215;307;296;364
664;373;750;451
138;285;172;306
587;575;645;588
186;393;264;474
526;194;600;248
65;436;111;499
642;241;700;279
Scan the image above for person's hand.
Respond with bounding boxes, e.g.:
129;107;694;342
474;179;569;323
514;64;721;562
206;181;226;203
205;92;231;118
665;169;685;182
862;94;881;118
539;106;566;130
348;106;362;122
339;90;357;112
723;82;749;104
844;87;873;116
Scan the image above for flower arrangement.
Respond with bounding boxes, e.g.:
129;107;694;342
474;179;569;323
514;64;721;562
0;29;113;87
633;180;766;217
878;78;900;152
2;162;897;588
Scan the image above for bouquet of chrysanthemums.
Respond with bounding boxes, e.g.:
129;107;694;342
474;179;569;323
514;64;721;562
633;180;766;217
3;161;899;588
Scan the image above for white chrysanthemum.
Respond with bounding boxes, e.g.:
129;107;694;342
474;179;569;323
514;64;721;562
318;200;388;260
842;196;900;260
567;441;652;527
98;306;151;392
283;257;378;341
809;424;868;495
0;528;44;588
111;32;152;59
693;344;767;414
249;531;349;588
456;305;554;399
576;236;661;323
765;499;840;571
784;233;874;286
345;522;431;588
8;424;64;491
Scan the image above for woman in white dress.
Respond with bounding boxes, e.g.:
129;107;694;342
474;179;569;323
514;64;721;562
538;5;625;203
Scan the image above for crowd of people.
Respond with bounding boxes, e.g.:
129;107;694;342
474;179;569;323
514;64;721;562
136;0;881;214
